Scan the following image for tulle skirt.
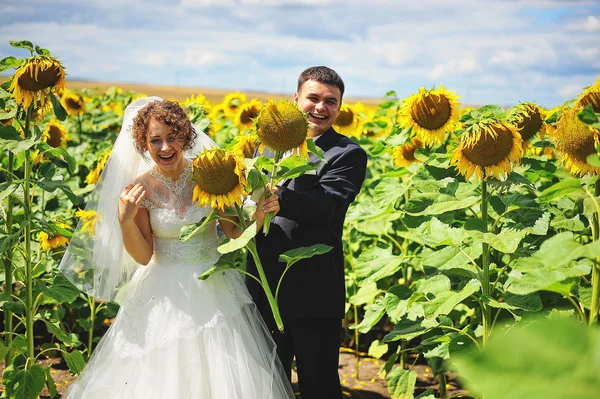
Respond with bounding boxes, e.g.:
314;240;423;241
64;260;295;399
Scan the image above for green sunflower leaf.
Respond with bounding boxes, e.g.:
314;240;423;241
453;317;600;399
217;221;257;254
2;364;46;399
9;40;35;52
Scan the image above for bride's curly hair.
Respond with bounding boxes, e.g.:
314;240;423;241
131;100;197;154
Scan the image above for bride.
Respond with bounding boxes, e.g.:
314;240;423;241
59;97;295;398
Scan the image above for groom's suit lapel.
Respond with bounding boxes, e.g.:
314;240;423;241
280;128;338;189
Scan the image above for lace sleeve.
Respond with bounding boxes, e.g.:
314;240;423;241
135;173;155;211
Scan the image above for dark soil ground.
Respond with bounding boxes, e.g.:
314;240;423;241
1;348;470;398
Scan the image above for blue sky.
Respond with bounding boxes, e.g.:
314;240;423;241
1;0;599;107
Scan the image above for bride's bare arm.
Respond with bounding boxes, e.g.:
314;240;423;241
119;183;154;265
218;193;280;239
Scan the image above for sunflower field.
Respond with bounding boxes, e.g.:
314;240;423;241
2;40;600;399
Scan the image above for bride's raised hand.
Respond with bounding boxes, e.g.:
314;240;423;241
119;183;146;224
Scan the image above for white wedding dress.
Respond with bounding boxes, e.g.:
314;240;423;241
64;165;295;399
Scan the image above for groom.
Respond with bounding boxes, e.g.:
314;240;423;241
246;66;367;399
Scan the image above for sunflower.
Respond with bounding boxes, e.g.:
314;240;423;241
38;222;71;251
507;102;546;145
398;85;461;145
101;101;124;117
183;94;212;113
235;99;262;131
43;118;68;148
182;93;212;123
1;107;13;126
451;121;523;181
575;81;600;113
76;209;100;235
85;149;111;185
61;90;86;116
334;103;366;137
9;56;66;109
222;92;247;119
207;103;227;135
232;134;260;158
361;108;388;138
192;148;247;210
256;100;309;157
393;138;424;168
552;106;600;177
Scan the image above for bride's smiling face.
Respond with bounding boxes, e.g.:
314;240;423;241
146;118;185;172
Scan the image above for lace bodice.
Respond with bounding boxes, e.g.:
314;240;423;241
137;164;220;267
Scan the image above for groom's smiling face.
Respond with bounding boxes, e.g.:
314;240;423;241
294;79;342;137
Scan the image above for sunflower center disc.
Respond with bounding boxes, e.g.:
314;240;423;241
335;109;354;126
239;106;259;125
196;158;240;195
258;104;307;152
400;145;417;161
411;94;451;131
462;126;514;167
47;125;63;148
561;119;597;163
66;98;82;111
18;64;62;92
517;110;543;142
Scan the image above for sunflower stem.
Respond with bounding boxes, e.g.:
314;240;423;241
4;150;15;365
234;204;284;332
438;372;448;399
88;296;96;356
263;151;282;236
590;180;600;326
247;241;284;332
23;103;36;366
353;302;361;379
481;179;492;346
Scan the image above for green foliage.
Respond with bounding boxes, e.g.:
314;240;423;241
454;317;600;399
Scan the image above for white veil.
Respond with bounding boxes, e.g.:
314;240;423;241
59;96;215;303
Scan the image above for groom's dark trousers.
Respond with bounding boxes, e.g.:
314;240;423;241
246;127;367;399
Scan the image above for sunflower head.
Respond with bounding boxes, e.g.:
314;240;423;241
575;82;600;114
85;149;111;185
552;106;600;177
451;118;523;182
38;222;71;251
61;90;86;116
393;138;424;168
231;134;260;158
1;107;14;126
507;102;546;143
76;209;100;235
182;94;212;121
222;92;247;118
335;104;354;127
9;56;66;109
235;99;262;131
256;99;309;156
334;103;365;137
398;84;461;145
43;118;68;148
192;148;247;210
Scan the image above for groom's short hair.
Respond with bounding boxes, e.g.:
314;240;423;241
297;66;345;100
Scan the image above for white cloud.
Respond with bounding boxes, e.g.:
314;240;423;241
584;15;600;31
430;54;479;79
559;84;585;98
1;0;598;107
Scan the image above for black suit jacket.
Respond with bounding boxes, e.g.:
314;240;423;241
246;127;367;322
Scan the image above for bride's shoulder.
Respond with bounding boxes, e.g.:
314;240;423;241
134;167;155;185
